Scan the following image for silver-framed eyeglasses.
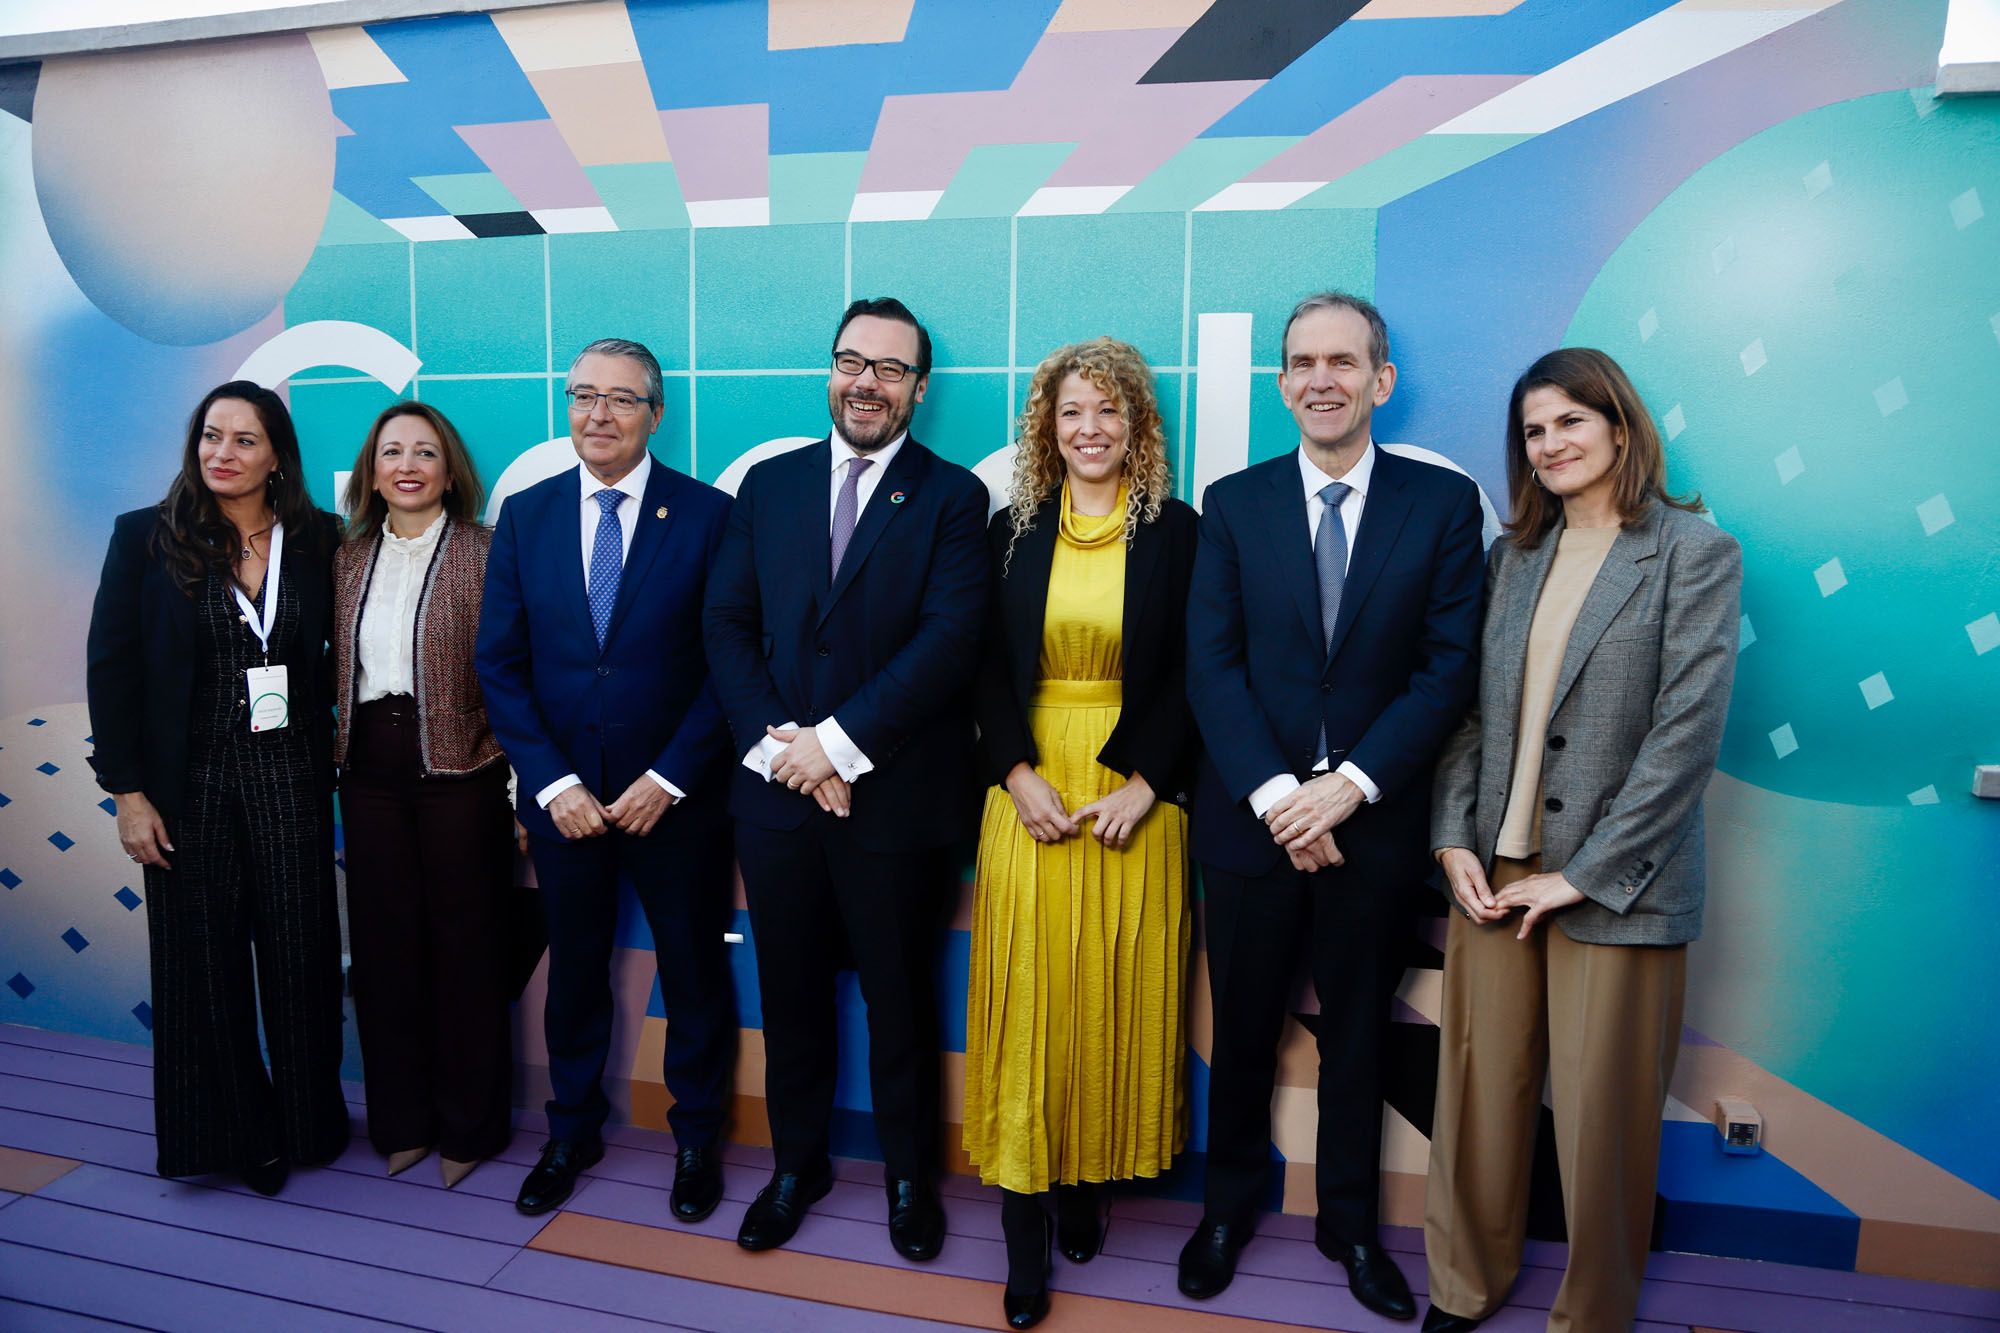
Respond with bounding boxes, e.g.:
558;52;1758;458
832;351;914;383
565;388;656;416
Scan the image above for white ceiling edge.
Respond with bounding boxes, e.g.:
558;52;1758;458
1939;0;2000;95
0;0;597;61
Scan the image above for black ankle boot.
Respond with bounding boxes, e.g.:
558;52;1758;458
1000;1189;1051;1329
1054;1181;1102;1263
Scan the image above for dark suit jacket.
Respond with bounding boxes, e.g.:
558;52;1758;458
974;494;1199;805
1430;503;1741;945
703;435;988;851
1186;448;1484;877
475;457;734;842
87;506;341;817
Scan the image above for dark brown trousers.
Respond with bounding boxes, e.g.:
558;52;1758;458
342;696;516;1161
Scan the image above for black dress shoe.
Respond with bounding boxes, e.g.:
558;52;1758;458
1002;1205;1052;1329
737;1168;833;1251
1177;1217;1252;1299
886;1177;946;1261
239;1158;288;1197
1421;1305;1484;1332
515;1138;603;1216
1054;1183;1102;1264
1318;1237;1417;1321
670;1145;724;1223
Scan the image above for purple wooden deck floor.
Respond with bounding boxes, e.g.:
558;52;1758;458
1;1023;1996;1332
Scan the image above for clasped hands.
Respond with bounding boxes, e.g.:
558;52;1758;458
1004;762;1154;849
767;725;851;817
1435;847;1585;939
1264;772;1364;872
548;776;676;841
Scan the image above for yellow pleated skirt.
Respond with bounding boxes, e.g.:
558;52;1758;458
963;677;1191;1192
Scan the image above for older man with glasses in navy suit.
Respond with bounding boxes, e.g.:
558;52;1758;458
477;337;738;1224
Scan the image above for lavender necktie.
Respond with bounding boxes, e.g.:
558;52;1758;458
830;456;874;577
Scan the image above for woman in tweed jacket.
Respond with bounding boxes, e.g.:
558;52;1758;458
1422;350;1742;1333
334;402;513;1188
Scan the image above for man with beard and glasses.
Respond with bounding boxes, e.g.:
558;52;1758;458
703;297;987;1260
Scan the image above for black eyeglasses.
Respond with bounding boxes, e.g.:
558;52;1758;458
832;351;915;383
566;389;655;416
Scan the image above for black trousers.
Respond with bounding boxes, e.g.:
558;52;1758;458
342;697;515;1161
737;811;948;1180
528;800;737;1148
145;734;348;1178
1200;844;1414;1243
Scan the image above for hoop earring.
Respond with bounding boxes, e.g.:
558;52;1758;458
1531;469;1548;490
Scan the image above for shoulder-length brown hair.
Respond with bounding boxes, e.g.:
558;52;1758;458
340;401;486;543
152;381;320;595
1004;337;1170;572
1502;347;1705;548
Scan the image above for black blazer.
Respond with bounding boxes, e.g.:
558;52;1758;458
87;506;341;818
1186;449;1484;877
703;435;989;851
974;494;1199;805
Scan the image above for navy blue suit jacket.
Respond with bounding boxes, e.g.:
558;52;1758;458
476;457;734;842
702;436;988;851
1186;447;1484;877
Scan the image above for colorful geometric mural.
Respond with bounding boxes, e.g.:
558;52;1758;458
1;0;1995;1288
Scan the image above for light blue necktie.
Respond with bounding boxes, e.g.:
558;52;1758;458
1313;480;1350;764
588;487;624;648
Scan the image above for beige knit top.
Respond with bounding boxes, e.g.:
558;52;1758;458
1495;526;1619;858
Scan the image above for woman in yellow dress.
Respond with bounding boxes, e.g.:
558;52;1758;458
966;337;1198;1328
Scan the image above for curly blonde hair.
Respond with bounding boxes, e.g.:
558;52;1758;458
1005;337;1170;573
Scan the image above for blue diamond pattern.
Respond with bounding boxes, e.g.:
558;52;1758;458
27;717;45;726
61;927;89;953
0;868;20;890
36;761;59;775
0;791;10;807
132;1001;153;1030
48;831;75;852
115;886;142;910
6;973;32;998
99;797;118;815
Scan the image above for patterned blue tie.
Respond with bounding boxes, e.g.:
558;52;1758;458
1313;480;1350;763
588;487;624;648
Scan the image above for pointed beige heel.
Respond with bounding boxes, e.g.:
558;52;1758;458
440;1156;482;1189
386;1146;433;1177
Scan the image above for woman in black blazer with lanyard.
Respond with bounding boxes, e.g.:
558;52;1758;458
966;338;1198;1328
87;380;348;1196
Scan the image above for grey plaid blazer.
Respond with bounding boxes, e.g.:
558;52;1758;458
1430;501;1741;945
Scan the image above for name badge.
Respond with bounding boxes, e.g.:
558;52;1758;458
245;664;290;732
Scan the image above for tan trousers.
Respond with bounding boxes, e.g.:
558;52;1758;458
1424;855;1688;1333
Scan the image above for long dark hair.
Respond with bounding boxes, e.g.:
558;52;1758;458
151;381;319;594
1502;348;1704;548
340;401;486;543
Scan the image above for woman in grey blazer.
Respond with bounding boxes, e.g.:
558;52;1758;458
1421;349;1741;1333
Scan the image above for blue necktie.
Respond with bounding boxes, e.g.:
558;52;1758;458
588;487;624;648
1313;481;1350;764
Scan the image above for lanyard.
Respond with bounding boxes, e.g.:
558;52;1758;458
231;519;284;662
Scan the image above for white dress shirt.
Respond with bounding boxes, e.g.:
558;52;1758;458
1246;442;1384;818
535;455;686;810
741;431;909;785
355;511;443;703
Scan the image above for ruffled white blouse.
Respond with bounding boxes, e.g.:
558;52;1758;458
355;512;444;703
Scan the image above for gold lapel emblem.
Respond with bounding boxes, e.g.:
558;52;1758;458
656;505;668;519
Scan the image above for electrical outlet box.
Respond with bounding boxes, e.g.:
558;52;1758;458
1715;1097;1763;1155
